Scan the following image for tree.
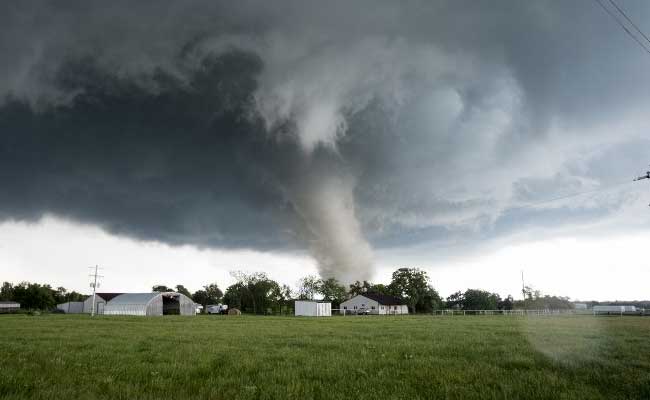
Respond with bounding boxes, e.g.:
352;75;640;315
462;289;500;310
228;271;283;314
445;291;464;309
204;283;223;303
51;287;85;304
11;282;56;310
499;295;514;310
297;275;321;300
319;278;347;307
191;283;223;311
175;285;192;298
348;280;372;297
152;285;173;292
388;268;434;314
1;282;14;301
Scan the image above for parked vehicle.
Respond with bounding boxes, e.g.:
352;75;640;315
206;304;229;314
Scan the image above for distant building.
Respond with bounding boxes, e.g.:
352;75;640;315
593;305;636;314
573;303;588;310
294;300;331;317
340;293;408;315
83;293;123;314
57;301;84;313
103;292;195;316
0;301;20;313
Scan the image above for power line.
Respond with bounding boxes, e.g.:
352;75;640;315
504;179;635;213
593;0;650;55
607;0;650;46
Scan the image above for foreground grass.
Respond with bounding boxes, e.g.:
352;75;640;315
1;315;649;399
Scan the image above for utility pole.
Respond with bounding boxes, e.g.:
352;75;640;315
88;265;104;317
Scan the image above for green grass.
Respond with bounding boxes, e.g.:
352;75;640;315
1;315;649;400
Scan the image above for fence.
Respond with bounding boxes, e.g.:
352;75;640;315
433;309;592;316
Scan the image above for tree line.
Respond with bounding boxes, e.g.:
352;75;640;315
2;267;575;312
0;282;85;310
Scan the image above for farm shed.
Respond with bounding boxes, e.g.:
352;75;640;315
593;305;636;314
294;301;331;317
57;301;84;313
83;293;123;315
0;301;20;313
103;292;195;316
340;293;409;315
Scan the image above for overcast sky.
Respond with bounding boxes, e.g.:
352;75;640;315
1;1;649;300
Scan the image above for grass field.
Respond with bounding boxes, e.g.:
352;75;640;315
1;315;649;400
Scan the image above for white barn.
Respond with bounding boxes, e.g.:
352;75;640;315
0;301;20;313
340;293;408;315
593;305;636;314
103;292;195;316
294;301;331;317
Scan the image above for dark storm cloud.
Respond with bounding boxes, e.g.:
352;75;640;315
0;51;303;248
1;1;649;280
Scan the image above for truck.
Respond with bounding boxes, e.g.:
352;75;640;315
206;304;229;314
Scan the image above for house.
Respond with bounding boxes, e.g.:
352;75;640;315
0;301;20;313
340;293;408;315
294;300;331;317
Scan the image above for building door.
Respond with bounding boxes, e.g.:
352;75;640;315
97;302;104;315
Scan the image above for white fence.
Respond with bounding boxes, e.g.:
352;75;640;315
433;309;591;316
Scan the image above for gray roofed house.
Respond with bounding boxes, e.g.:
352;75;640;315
340;293;409;315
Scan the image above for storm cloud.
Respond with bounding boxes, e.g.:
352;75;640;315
1;1;650;282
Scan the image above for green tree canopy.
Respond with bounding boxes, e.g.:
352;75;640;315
319;278;347;306
297;275;321;300
388;268;441;313
152;285;173;292
175;285;192;298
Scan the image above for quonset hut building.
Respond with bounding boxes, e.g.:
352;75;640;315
103;292;195;316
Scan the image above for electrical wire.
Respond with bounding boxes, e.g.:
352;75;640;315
504;179;636;213
607;0;650;46
593;0;650;55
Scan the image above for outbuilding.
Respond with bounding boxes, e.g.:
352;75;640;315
340;293;409;315
294;300;331;317
0;301;20;313
103;292;195;316
83;293;123;315
57;301;84;313
593;305;636;315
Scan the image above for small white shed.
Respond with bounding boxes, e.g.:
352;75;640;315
295;301;331;317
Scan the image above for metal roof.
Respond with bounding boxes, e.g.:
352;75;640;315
357;293;405;305
106;293;160;305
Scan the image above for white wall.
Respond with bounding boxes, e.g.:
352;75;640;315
83;295;106;314
295;301;331;317
56;301;84;313
340;295;379;314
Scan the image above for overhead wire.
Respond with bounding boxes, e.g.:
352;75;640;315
503;179;637;213
593;0;650;54
607;0;650;46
